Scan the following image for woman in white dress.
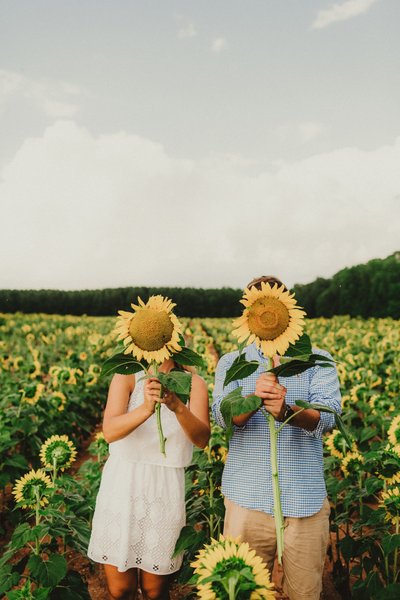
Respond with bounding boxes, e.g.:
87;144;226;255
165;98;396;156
87;358;210;600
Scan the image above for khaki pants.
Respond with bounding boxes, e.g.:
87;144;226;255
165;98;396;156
223;496;330;600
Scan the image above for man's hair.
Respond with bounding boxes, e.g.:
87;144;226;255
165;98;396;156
246;275;288;292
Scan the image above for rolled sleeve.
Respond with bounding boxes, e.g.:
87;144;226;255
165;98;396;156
212;352;240;430
302;349;342;440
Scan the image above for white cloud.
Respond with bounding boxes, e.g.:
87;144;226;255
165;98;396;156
312;0;379;30
277;121;329;144
211;37;229;53
0;120;399;290
175;15;197;39
0;69;80;118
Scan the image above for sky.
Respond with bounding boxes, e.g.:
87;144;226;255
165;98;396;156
1;0;399;290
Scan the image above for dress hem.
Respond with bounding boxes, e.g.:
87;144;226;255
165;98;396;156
87;554;181;576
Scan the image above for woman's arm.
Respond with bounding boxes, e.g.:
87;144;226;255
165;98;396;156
102;374;158;443
161;374;210;449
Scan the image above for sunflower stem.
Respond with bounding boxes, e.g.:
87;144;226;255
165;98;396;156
34;487;41;555
265;356;284;565
152;361;167;457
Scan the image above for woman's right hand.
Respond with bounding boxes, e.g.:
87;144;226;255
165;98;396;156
143;378;161;416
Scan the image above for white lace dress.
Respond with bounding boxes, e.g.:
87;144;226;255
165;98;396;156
87;371;193;574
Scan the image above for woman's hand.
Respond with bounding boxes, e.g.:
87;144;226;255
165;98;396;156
159;389;182;413
255;372;287;421
143;378;162;416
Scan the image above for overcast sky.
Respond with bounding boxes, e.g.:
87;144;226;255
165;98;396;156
1;0;399;290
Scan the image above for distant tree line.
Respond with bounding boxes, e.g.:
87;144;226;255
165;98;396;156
0;252;399;318
293;252;400;319
0;286;243;318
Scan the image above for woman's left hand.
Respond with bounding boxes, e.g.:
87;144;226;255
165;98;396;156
159;388;182;413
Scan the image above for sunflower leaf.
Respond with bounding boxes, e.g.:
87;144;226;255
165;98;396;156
173;346;205;368
220;388;261;441
224;355;259;387
158;371;192;404
268;355;334;377
284;334;312;357
27;553;67;587
100;353;144;378
295;400;352;446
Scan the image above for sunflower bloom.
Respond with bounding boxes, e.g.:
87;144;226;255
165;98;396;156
380;487;400;526
341;451;364;477
232;282;306;357
191;535;275;600
39;434;77;471
114;295;183;363
388;415;400;446
12;469;53;509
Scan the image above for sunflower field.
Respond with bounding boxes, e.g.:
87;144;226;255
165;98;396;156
0;312;399;599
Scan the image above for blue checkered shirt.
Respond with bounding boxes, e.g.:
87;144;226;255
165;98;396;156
212;343;342;518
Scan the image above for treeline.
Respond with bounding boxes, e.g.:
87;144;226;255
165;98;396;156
1;252;399;318
0;287;243;318
293;252;400;319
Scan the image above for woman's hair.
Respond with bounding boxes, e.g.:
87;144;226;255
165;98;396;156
246;275;288;292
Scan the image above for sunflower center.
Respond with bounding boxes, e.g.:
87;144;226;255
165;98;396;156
247;297;290;341
129;309;174;351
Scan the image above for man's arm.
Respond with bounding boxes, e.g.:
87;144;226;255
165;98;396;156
212;352;240;429
300;349;342;439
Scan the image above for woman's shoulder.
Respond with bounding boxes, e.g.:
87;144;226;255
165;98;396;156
109;372;136;395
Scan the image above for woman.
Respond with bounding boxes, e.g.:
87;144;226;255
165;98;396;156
87;357;210;600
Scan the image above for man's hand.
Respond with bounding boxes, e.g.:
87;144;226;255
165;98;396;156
256;373;287;421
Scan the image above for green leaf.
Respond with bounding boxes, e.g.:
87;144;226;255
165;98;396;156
10;523;34;550
28;554;67;587
284;333;312;357
0;564;20;595
172;525;207;557
172;346;205;368
382;534;400;555
100;353;144;378
295;400;352;447
33;589;51;600
4;454;30;469
224;355;259;387
158;371;192;404
269;357;333;378
220;388;261;441
373;583;400;600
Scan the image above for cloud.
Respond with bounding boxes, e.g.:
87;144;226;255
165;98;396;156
211;37;229;53
175;15;197;39
0;69;80;118
312;0;379;30
0;120;399;290
276;121;329;144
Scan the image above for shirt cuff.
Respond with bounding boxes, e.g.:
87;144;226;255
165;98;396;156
301;411;334;440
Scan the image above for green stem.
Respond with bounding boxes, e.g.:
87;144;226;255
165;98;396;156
208;473;215;538
34;487;41;555
264;356;284;565
227;575;238;600
152;362;167;456
394;517;399;583
52;457;57;485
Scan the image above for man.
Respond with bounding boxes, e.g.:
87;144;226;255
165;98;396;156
212;275;342;600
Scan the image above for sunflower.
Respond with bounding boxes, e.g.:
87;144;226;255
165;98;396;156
341;451;364;478
39;435;77;471
114;295;183;363
380;487;400;526
191;535;275;600
377;444;400;486
232;282;306;357
388;415;400;446
12;469;53;509
325;430;356;459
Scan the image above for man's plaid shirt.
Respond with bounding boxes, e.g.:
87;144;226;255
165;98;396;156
212;343;342;517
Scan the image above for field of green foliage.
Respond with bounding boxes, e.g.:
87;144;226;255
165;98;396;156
0;313;399;599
